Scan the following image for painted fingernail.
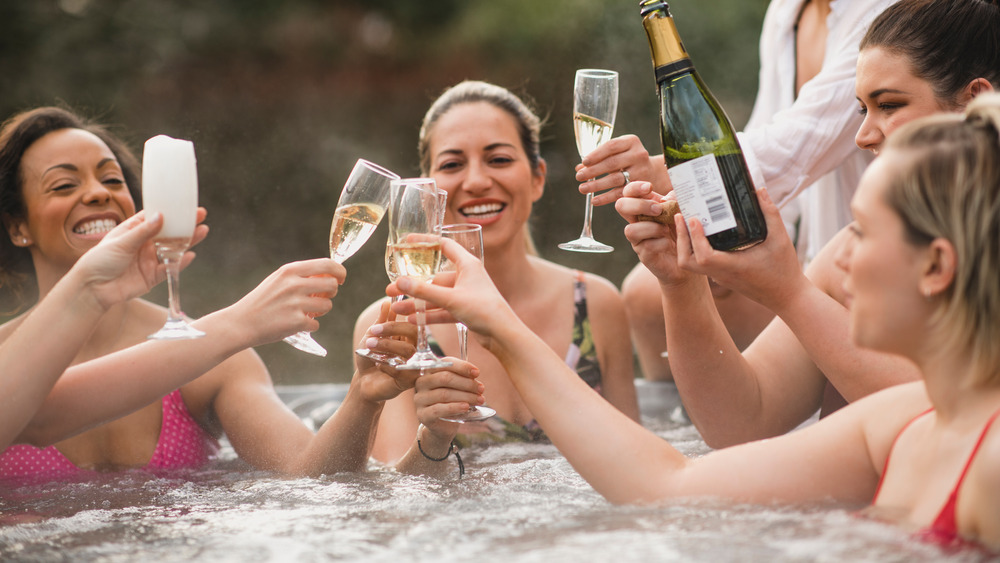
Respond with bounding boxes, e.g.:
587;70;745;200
366;337;378;349
370;324;384;336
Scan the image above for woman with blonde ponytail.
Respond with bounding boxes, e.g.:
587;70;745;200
396;93;1000;552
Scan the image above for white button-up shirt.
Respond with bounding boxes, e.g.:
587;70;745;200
737;0;898;262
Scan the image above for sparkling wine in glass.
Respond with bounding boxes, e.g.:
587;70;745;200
142;135;205;340
559;68;618;253
352;241;406;365
283;159;399;357
389;178;451;371
436;224;496;423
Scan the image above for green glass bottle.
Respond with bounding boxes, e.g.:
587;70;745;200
640;0;766;251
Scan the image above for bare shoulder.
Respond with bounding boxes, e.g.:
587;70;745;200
579;271;625;303
854;381;931;456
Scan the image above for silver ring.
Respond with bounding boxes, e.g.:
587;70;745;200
621;169;631;186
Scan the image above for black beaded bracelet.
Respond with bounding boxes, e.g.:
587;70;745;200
417;436;465;477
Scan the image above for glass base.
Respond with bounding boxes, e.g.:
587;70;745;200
397;350;453;371
354;347;403;367
440;405;497;423
148;318;206;340
558;237;613;253
283;331;328;357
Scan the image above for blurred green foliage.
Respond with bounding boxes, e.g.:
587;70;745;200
0;0;768;383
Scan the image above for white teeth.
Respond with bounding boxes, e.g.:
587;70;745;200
74;218;117;235
460;203;504;217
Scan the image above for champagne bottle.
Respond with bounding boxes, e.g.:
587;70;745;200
639;0;766;251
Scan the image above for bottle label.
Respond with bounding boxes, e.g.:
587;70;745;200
668;154;737;236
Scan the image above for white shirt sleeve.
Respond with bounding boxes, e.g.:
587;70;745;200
738;0;897;208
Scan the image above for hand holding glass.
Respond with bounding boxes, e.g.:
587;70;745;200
283;159;399;356
437;224;495;423
388;178;451;371
560;69;618;253
142;135;204;340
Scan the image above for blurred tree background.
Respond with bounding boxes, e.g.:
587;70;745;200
0;0;769;383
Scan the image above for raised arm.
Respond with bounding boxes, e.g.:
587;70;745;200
208;298;432;477
0;211;204;448
18;257;343;446
677;190;920;407
393;238;926;505
615;184;824;446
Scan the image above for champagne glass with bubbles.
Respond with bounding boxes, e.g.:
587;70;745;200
142;135;205;340
437;223;496;422
353;239;406;365
559;68;618;253
284;159;399;356
389;178;452;371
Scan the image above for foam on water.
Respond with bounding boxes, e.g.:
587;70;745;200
0;382;989;562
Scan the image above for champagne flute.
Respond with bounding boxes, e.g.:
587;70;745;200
389;178;452;371
283;159;399;356
352;241;406;365
142;135;205;340
559;68;619;253
436;224;496;423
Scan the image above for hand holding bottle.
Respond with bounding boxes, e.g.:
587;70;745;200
674;186;805;310
618;182;693;287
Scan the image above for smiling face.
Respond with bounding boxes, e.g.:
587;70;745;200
854;47;950;156
426;102;545;251
11;128;135;276
841;151;930;356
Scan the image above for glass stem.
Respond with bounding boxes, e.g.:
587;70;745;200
457;322;468;361
579;192;597;239
156;244;186;323
415;296;430;354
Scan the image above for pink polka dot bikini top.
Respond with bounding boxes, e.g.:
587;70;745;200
0;389;220;480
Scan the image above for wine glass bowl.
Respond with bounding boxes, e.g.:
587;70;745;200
559;68;619;254
436;223;496;423
142;134;205;340
283;158;399;357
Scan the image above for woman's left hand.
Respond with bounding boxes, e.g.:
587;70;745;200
77;208;209;309
675;187;805;309
413;358;484;435
353;301;421;403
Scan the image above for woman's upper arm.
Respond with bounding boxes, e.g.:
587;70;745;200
663;387;915;505
370;390;419;464
740;316;829;435
584;274;640;421
197;349;313;472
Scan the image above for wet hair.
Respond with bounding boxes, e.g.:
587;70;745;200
882;93;1000;386
860;0;1000;108
417;81;547;256
0;106;141;311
